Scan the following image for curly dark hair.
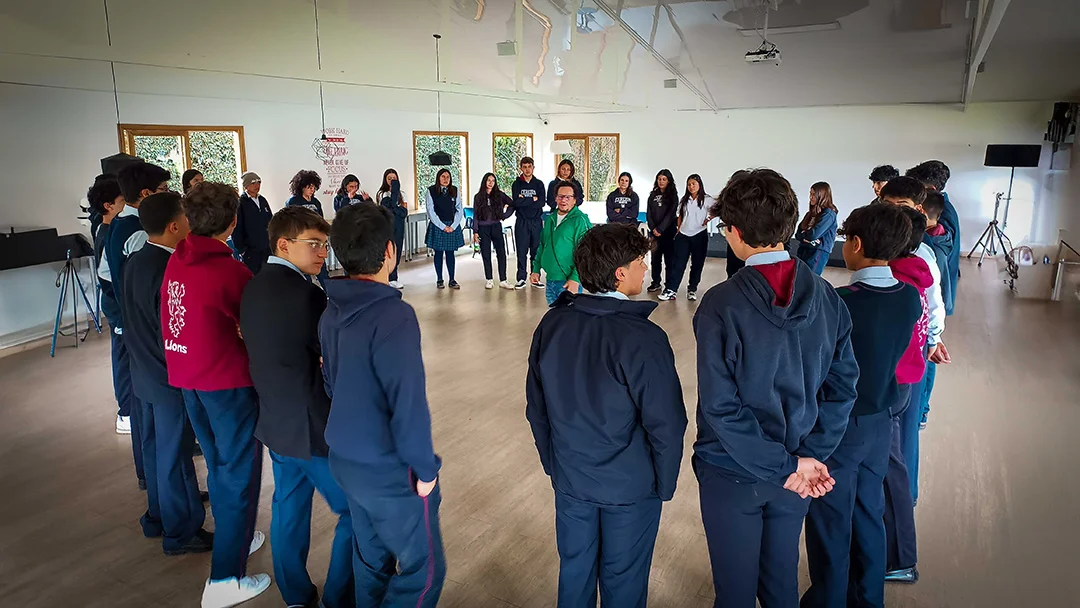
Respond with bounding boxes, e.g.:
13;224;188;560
906;160;950;191
880;176;927;206
839;204;912;261
183;182;239;237
710;168;799;248
573;224;652;294
87;174;123;216
289;170;323;196
869;165;900;183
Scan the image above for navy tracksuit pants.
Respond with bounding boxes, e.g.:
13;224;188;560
269;451;355;608
695;456;810;608
182;387;263;582
554;491;662;608
111;331;143;482
725;247;745;279
884;384;919;572
137;398;205;552
329;454;445;608
802;411;892;608
515;219;542;282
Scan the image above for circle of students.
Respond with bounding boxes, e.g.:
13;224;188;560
86;156;956;608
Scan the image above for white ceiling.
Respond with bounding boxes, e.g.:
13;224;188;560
0;0;1076;115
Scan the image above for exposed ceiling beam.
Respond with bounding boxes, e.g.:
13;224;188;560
963;0;1010;106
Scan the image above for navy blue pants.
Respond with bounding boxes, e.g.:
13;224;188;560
182;387;263;581
269;451;355;608
329;455;445;608
515;219;542;282
111;332;142;482
554;491;661;608
668;231;708;292
884;385;918;571
389;216;405;283
477;223;508;282
796;245;829;275
137;399;205;552
695;456;810;608
650;230;675;288
725;247;745;279
802;411;892;608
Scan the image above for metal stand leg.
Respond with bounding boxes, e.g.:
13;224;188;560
51;252;101;357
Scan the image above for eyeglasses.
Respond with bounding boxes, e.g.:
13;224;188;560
555;194;575;201
155;184;170;193
288;238;330;252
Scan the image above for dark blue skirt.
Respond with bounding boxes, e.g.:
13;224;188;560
425;224;465;251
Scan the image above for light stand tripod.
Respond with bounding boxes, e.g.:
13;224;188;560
968;166;1017;267
51;248;102;357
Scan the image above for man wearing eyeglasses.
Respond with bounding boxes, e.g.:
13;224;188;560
239;207;355;608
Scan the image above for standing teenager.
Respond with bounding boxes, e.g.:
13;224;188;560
511;157;547;289
425;168;465;289
376;168;409;290
333;173;370;212
661;174;713;302
869;165;899;205
474;172;516;290
547;159;585;208
646;169;678;294
233;171;273;275
286;170;328;288
606;172;639;225
182;169;204;194
795;181;839;275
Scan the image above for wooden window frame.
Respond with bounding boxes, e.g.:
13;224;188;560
553;133;621;202
412;131;470;210
117;123;248;174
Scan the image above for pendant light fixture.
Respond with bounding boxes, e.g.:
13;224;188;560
428;33;452;167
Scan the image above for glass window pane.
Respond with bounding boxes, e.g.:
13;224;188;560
190;130;241;188
587;136;618;203
494;135;532;194
133;135;185;192
415;134;467;205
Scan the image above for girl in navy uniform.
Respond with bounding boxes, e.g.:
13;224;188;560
332;173;370;212
424;169;465;289
605;172;639;225
376;168;409;290
645;169;678;293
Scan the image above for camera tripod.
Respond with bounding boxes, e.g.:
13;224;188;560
967;192;1013;267
51;249;101;357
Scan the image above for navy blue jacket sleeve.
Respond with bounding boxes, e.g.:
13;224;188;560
627;333;687;500
233;198;250;253
605;191;618;222
525;326;553;475
694;307;799;483
806;209;837;243
796;297;859;461
546;179;557;212
373;312;440;483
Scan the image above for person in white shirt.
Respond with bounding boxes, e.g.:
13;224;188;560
660;174;714;302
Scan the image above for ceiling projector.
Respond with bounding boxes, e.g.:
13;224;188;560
745;45;781;66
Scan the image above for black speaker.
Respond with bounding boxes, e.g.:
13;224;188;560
984;144;1041;168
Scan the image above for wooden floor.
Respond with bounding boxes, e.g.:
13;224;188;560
2;254;1079;608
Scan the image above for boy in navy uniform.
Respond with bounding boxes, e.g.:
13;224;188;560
120;192;211;555
526;224;687;607
906;160;958;315
802;204;922;608
511;156;547;289
240;207;354;608
693;169;859;608
322;203;445;608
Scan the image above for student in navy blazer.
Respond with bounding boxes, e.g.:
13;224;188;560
233;171;273;275
527;224;687;608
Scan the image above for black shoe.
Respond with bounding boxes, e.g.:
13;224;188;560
885;566;919;584
138;478;147;491
437;280;445;289
164;528;214;556
200;491;210;503
193;442;203;457
449;281;461;290
647;283;662;293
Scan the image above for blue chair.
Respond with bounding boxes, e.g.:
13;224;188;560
636;211;648;224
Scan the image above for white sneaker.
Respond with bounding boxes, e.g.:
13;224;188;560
485;280;494;289
658;289;677;301
499;280;515;290
115;415;131;435
389;280;404;290
201;574;271;608
515;280;527;290
249;530;265;556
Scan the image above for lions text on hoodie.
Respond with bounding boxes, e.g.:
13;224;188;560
161;234;255;391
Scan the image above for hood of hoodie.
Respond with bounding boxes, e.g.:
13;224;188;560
553;292;658;318
731;258;819;330
889;255;933;290
174;233;236;265
925;225;953;249
324;277;402;327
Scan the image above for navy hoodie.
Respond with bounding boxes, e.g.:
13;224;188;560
693;258;859;483
526;293;688;504
923;224;956;316
93;223;122;328
320;278;441;483
511;176;546;222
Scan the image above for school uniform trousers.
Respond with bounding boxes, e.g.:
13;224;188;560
329;455;446;608
555;491;662;608
112;330;144;482
668;231;709;293
651;229;676;288
883;383;919;572
725;246;745;279
796;245;830;276
477;222;508;282
694;455;810;608
802;411;892;608
389;212;406;283
182;387;263;582
137;396;205;552
516;218;543;282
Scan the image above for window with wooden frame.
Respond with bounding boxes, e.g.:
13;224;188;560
492;133;534;195
118;124;247;193
553;133;620;203
413;131;470;209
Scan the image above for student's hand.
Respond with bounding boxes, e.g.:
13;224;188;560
653;229;661;237
797;457;835;494
564;280;579;293
530;272;540;284
929;342;952;364
533;196;538;201
443;226;453;234
416;477;437;498
783;473;811;499
473;235;479;244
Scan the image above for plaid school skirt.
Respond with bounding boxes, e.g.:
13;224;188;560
425;224;465;251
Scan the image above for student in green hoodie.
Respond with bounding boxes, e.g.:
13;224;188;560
531;181;592;305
